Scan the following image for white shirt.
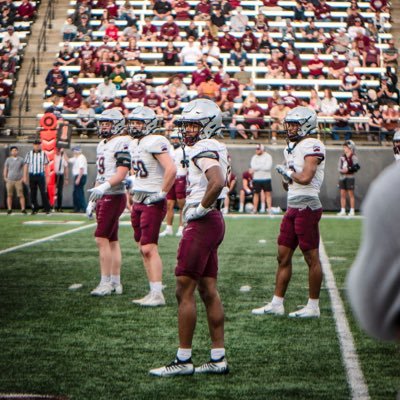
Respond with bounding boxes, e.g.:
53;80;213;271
284;138;325;198
250;152;273;180
180;44;202;64
186;139;229;205
96;82;117;100
96;135;131;194
69;154;88;176
130;134;170;193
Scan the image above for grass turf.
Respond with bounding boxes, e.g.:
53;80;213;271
0;214;398;399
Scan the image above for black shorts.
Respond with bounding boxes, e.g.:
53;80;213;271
253;179;272;193
339;177;355;190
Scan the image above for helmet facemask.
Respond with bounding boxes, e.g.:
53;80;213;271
284;121;302;142
393;140;400;159
180;122;202;146
128;119;146;139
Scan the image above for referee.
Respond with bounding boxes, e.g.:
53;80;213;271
23;139;51;215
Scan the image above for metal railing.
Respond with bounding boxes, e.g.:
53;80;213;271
18;58;37;135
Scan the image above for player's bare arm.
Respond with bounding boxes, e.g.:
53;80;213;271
201;163;225;208
154;152;177;194
290;156;319;185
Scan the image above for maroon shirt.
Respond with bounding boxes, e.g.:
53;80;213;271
219;79;240;102
346;98;364;114
160;22;180;40
242;171;253;190
0;82;11;98
196;2;211;14
218;34;236;52
282;94;300;109
283;56;302;76
142;24;158;37
17;2;35;18
126;82;146;100
191;68;212;86
241;32;259;52
329;60;346;71
63;93;82;110
144;93;162;108
307;58;324;76
241;105;265;126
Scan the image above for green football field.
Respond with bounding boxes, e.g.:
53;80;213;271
0;213;398;400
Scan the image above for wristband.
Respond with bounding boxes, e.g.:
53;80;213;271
197;204;208;215
99;181;111;191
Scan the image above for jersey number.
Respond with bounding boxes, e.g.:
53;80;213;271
97;156;105;175
132;160;148;178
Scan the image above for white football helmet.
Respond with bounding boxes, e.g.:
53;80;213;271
97;109;125;138
344;140;356;153
174;99;222;146
284;106;317;142
393;130;400;158
127;106;158;138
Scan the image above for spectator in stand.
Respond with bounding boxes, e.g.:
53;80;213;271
197;75;220;101
368;106;383;141
347;11;365;32
46;75;67;99
267;90;282;114
0;52;16;79
235;94;265;140
123;37;140;66
332;28;350;55
381;104;400;141
61;17;78;42
16;0;35;20
270;100;290;143
293;0;305;21
56;43;77;66
363;88;380;114
168;75;189;102
265;49;283;79
234;61;254;91
220;100;236;138
160;15;180;41
63;86;82;115
0;73;10;115
87;87;104;114
307;51;325;79
97;76;117;102
184;21;199;40
309;88;321;113
153;0;172;20
210;5;226;28
250;144;273;214
76;15;92;39
109;64;128;89
163;84;181;116
377;76;396;105
229;41;247;66
125;75;147;103
346;90;365;132
320;88;338;116
105;0;119;19
301;18;319;42
241;27;259;53
353;28;370;54
3;25;20;49
230;6;248;32
173;0;191;20
328;52;346;79
282;86;300;109
118;1;137;27
340;66;361;91
141;17;158;42
383;40;398;69
337;140;360;217
218;73;241;103
76;100;96;138
258;31;273;55
363;37;380;67
218;26;236;52
254;12;269;32
314;0;331;19
261;0;282;11
69;75;83;96
105;19;120;41
238;169;254;213
0;7;15;30
190;60;211;88
143;88;163;115
162;41;179;66
370;0;389;12
79;36;96;60
283;49;302;79
180;37;202;66
79;57;96;78
44;61;66;91
202;39;221;66
384;68;400;102
194;0;211;21
121;23;140;42
332;103;351;140
106;96;129;116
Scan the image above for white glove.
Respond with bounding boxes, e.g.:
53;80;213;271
125;175;135;194
184;204;209;223
88;181;111;202
86;200;96;219
143;191;167;205
275;164;293;184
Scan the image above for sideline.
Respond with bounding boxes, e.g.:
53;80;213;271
0;223;96;256
319;238;370;400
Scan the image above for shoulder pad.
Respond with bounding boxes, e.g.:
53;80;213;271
193;150;220;161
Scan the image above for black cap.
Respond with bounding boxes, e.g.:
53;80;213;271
33;139;42;144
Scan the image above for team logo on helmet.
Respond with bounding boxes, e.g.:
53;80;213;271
284;106;317;142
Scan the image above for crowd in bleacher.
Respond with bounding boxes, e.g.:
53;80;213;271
42;0;399;142
0;0;37;127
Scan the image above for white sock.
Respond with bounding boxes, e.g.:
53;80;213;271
100;275;110;285
271;295;284;306
211;348;225;361
307;298;319;310
239;204;244;211
177;348;192;361
177;225;183;232
165;225;173;232
349;208;355;213
150;281;163;294
340;208;346;213
111;275;120;285
260;206;266;212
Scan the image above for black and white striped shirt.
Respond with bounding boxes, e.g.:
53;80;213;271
24;150;49;175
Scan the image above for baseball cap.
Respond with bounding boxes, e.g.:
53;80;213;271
256;144;264;151
339;103;345;108
72;146;81;152
332;51;339;57
7;25;14;30
33;139;42;145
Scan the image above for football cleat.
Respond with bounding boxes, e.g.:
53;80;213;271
288;306;320;318
149;358;194;377
337;210;346;216
132;292;152;305
90;283;113;296
348;210;355;217
195;357;229;375
111;282;123;295
159;228;173;237
141;291;166;307
251;302;284;316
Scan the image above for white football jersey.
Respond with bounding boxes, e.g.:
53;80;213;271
96;135;131;194
131;134;171;193
171;145;188;177
284;138;325;198
186;139;229;205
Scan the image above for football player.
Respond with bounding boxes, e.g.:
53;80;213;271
149;99;229;377
159;130;188;237
127;106;176;307
393;130;400;161
87;109;132;296
252;106;326;318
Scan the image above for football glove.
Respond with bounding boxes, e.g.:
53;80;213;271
86;200;96;219
125;175;136;194
143;191;167;205
184;204;209;223
275;164;293;184
88;182;111;202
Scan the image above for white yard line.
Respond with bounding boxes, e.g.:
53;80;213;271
319;238;370;400
0;224;96;256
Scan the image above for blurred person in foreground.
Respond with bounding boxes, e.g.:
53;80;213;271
252;107;326;318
